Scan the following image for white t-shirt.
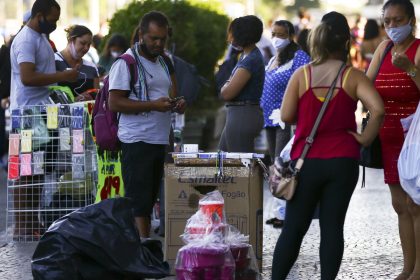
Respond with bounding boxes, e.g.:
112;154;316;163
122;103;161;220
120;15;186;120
10;26;56;110
108;48;171;145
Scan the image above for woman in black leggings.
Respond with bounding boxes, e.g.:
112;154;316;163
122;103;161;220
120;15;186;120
272;12;384;279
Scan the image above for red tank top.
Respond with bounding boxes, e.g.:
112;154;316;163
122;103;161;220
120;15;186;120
290;65;360;160
374;39;420;184
375;39;420;124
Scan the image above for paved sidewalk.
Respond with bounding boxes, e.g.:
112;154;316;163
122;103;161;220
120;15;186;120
0;167;403;279
262;167;402;279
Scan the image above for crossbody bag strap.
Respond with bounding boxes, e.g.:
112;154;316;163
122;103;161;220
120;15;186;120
372;41;394;81
295;62;347;171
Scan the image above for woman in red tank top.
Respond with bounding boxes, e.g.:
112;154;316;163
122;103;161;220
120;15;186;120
367;1;420;279
271;12;384;280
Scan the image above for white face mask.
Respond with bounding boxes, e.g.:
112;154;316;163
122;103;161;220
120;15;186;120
111;51;122;59
272;37;290;50
69;42;82;60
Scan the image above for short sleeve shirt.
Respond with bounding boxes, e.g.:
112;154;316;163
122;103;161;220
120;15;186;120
54;53;99;96
261;50;311;127
108;48;172;145
230;47;265;102
10;26;56;110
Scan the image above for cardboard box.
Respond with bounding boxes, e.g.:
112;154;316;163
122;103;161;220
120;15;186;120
164;162;263;271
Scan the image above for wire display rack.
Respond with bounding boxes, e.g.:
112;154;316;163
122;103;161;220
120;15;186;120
6;103;97;242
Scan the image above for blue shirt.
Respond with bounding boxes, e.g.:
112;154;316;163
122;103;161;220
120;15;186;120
260;50;310;127
230;47;265;102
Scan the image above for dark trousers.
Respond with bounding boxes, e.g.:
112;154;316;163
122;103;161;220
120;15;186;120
265;125;291;164
121;141;165;217
271;158;359;280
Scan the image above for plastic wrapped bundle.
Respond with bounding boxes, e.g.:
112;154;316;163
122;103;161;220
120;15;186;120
225;225;260;280
175;241;235;280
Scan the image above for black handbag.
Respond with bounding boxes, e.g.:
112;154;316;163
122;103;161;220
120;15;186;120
359;112;383;169
359;42;393;170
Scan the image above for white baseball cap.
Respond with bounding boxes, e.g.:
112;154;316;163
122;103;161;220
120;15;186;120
23;11;31;23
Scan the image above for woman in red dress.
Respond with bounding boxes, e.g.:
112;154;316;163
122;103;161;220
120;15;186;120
368;1;420;279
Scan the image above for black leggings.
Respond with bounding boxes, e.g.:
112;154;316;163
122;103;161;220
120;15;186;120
271;158;359;280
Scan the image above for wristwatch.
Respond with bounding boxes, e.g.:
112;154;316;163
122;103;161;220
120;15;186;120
407;65;418;78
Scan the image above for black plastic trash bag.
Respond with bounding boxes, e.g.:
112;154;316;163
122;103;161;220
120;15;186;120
32;197;170;280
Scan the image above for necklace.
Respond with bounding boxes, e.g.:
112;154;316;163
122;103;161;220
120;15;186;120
393;37;415;54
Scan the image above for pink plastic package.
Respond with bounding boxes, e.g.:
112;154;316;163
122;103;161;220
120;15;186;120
176;190;261;280
224;225;261;280
175;242;235;280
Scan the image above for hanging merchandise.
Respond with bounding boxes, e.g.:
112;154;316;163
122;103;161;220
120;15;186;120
8;133;20;156
46;105;58;129
6;104;98;242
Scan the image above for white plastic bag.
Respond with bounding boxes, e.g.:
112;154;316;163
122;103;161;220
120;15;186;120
279;135;294;162
398;103;420;205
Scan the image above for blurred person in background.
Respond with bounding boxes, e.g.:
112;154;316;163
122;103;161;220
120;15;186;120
98;33;129;74
297;28;311;56
83;33;102;66
261;20;310;228
272;11;384;279
368;1;420;279
219;15;265;153
361;19;384;71
55;25;99;101
0;10;33;170
350;14;364;68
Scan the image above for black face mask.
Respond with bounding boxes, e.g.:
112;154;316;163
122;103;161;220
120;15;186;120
39;16;57;35
140;42;159;58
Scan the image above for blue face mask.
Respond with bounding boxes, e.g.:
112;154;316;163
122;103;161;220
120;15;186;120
385;21;412;44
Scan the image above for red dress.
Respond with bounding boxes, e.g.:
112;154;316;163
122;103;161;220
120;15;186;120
374;39;420;185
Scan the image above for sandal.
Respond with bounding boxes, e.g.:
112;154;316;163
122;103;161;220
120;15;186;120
265;218;278;225
272;219;284;228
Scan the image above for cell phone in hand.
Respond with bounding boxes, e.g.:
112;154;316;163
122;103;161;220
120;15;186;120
170;96;185;103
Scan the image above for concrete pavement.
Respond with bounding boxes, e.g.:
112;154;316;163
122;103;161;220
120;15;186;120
262;167;403;279
0;166;403;279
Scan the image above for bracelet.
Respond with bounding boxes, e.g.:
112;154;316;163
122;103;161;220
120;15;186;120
407;65;418;78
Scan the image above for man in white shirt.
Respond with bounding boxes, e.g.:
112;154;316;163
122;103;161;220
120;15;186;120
9;0;78;240
109;11;186;239
10;0;78;110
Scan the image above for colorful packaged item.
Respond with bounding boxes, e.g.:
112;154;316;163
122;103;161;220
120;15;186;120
8;155;19;180
72;129;84;153
20;153;32;176
8;134;20;156
33;151;45;175
72;106;84;129
21;130;32;153
47;105;58;129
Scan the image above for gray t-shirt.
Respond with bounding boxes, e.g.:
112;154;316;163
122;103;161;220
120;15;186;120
108;48;171;145
10;26;56;110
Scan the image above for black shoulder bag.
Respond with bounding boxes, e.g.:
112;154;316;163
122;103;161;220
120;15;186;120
359;41;393;186
360;42;393;167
